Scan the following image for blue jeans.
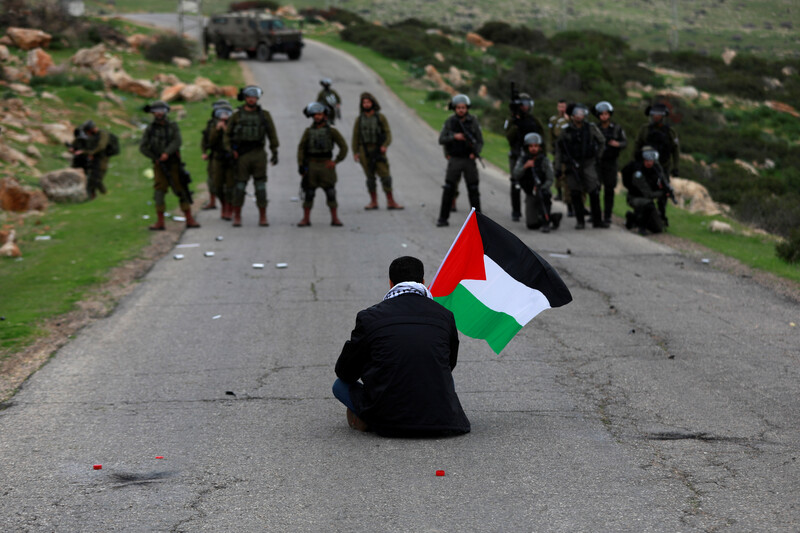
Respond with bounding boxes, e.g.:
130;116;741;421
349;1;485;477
332;379;362;414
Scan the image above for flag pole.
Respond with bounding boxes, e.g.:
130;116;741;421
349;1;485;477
428;208;476;292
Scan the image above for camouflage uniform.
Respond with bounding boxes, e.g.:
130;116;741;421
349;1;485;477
297;123;348;209
505;112;545;219
200;116;216;203
621;159;667;234
84;129;110;197
548;113;570;199
223;105;279;209
317;88;342;125
352;94;392;194
207;125;235;208
512;150;557;231
437;113;483;225
139;118;190;211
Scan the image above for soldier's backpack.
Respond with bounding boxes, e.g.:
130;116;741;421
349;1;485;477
105;132;121;157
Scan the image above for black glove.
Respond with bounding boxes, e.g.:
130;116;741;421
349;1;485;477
270;151;278;165
298;165;306;176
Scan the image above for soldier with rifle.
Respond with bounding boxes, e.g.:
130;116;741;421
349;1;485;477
317;78;342;125
548;99;570;205
436;94;484;227
593;101;628;224
206;104;236;222
224;85;279;227
200;99;232;212
621;145;675;234
554;103;609;230
505;85;545;222
139;100;199;230
352;92;403;211
296;102;348;227
634;102;680;182
513;133;562;233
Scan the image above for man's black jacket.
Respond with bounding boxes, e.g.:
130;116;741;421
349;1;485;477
335;294;470;437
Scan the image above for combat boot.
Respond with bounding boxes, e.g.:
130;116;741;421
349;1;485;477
220;201;230;221
232;206;242;227
297;207;311;227
183;209;200;229
202;195;217;210
330;207;343;227
364;191;378;210
258;206;268;227
148;210;166;231
385;191;404;210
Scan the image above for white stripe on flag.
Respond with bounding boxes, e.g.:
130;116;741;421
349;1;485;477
460;255;552;326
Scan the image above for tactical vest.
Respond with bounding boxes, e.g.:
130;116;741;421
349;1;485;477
147;121;175;154
445;115;473;158
233;109;266;143
307;125;334;157
646;124;672;162
359;114;383;145
599;123;622;161
562;125;597;163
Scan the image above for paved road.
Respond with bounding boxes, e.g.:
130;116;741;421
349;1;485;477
1;24;799;531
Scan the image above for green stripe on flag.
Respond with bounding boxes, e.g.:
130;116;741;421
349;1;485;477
434;284;523;354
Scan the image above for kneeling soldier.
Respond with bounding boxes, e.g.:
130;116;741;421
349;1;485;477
513;133;562;232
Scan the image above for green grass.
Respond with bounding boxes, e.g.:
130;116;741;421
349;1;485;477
0;36;244;356
309;31;800;284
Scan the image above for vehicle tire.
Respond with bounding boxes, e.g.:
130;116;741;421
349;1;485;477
288;48;302;60
256;43;270;62
216;40;230;60
246;50;257;59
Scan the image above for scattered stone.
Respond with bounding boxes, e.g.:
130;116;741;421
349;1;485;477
180;84;208;102
782;66;797;77
465;32;493;50
721;48;736;66
8;82;34;97
153;73;181;85
763;77;782;90
275;5;299;18
26;145;41;159
6;28;52;51
734;159;759;175
670;177;726;216
765;100;800;118
0;177;48;212
0;229;21;258
71;43;108;68
41;123;74;145
423;65;456;96
434;52;445;63
26;48;53;76
478;84;489;99
116;75;158;98
161;83;186;102
193;76;219;95
0;44;9;62
0;142;36;166
127;33;155;51
40;91;61;102
444;66;465;87
172;57;191;68
39;168;89;203
709;220;734;233
218;85;238;98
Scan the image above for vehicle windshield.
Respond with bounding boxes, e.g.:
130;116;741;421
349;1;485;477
259;19;285;30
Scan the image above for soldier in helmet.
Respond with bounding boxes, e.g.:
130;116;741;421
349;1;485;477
200;98;231;213
317;78;341;125
593;101;628;223
554;103;609;229
352;92;403;210
505;91;545;221
548;99;570;204
206;104;235;222
436;94;483;227
139;100;200;230
513;133;562;233
80;120;111;200
634;103;680;179
297;101;348;227
67;126;90;176
621;146;669;234
224;85;279;227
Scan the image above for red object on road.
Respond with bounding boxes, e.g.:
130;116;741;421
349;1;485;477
155;456;164;459
93;464;102;470
435;470;445;477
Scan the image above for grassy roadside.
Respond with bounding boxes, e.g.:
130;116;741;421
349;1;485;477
308;31;800;284
0;26;244;356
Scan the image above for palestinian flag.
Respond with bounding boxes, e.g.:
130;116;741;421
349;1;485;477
429;209;572;354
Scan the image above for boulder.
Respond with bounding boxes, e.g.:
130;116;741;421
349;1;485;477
172;57;191;68
0;142;36;166
117;76;158;98
26;47;54;76
675;85;699;99
193;76;218;95
41;123;74;145
734;159;759;175
0;229;21;258
40;91;61;102
721;48;736;66
218;85;238;98
2;65;30;83
8;82;34;97
180;84;208;102
26;145;42;159
0;177;48;212
709;220;734;233
465;32;493;50
0;36;11;46
161;83;186;102
0;44;9;61
670;178;725;216
39;168;88;203
423;65;456;96
153;73;181;85
782;66;798;77
127;33;154;51
71;43;107;68
6;28;52;51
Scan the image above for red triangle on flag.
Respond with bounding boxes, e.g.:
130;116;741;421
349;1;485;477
429;211;486;297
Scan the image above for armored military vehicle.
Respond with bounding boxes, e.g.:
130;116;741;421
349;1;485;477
204;11;303;61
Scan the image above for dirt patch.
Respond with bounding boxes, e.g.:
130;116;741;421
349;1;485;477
0;196;207;404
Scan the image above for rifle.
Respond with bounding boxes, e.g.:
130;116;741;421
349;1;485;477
156;156;193;204
656;168;678;205
509;82;521;114
532;172;550;223
456;117;485;169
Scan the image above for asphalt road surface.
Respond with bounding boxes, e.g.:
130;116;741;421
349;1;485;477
1;20;799;532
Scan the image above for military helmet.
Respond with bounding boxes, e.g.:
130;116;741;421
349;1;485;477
523;132;543;146
238;85;263;101
448;94;471;110
645;103;669;117
641;145;660;161
518;92;534;110
594;101;614;116
81;119;96;131
212;99;231;109
567;102;589;118
320;78;332;87
304;101;327;117
213;105;233;119
144;100;170;113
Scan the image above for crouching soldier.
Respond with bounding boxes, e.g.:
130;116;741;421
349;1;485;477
297;102;348;227
512;133;562;232
621;146;669;234
139;100;199;230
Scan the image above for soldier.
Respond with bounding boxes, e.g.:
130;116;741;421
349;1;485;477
67;127;90;176
224;85;279;227
139;101;199;230
512;133;562;233
548;99;570;204
436;94;483;227
505;92;545;221
297;102;348;227
200;99;231;211
554;103;609;229
593;101;628;224
621;146;670;234
352;92;403;210
206;104;236;222
634;103;680;179
317;78;341;125
80;120;112;200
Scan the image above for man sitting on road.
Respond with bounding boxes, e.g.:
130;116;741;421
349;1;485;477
333;256;471;437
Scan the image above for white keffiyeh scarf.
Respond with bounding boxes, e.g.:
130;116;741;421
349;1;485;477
383;281;432;301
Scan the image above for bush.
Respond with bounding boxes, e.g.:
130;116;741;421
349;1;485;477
300;8;365;26
477;21;547;52
144;35;195;64
30;73;104;92
229;1;280;11
776;228;800;263
341;23;453;63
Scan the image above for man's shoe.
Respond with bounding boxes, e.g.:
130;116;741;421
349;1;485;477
346;408;368;432
592;220;610;229
512;213;521;222
575;222;586;230
436;219;449;227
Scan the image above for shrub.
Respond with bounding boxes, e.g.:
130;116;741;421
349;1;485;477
30;73;104;92
776;228;800;263
144;35;195;64
229;1;280;11
477;21;547;52
300;8;365;26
